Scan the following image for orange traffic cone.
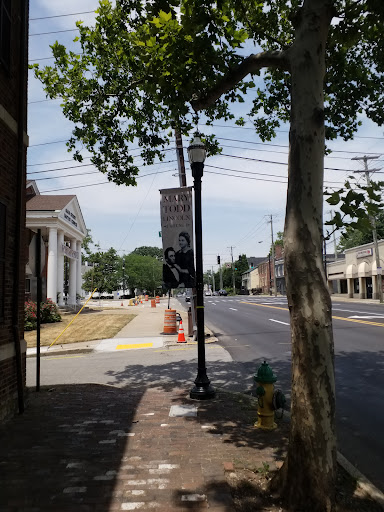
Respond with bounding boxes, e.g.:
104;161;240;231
177;319;186;343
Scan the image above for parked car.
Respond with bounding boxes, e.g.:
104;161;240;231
218;289;228;296
212;291;219;296
204;290;212;296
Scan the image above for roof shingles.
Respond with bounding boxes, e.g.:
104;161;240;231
26;195;75;212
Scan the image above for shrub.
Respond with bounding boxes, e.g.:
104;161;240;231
40;298;61;323
24;299;61;331
24;300;37;331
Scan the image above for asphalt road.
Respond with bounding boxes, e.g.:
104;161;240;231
200;295;384;493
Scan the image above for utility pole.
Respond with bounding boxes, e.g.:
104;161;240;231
352;155;383;303
329;211;341;293
175;129;187;187
323;232;328;277
211;266;215;293
218;255;223;290
228;246;236;295
269;214;277;297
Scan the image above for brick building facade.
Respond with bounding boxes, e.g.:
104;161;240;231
257;245;284;295
0;0;29;421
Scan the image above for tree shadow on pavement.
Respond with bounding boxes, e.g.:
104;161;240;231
0;383;144;512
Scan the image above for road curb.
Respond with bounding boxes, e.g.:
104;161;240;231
337;452;384;508
27;348;94;358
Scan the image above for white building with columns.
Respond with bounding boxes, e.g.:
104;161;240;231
25;181;87;306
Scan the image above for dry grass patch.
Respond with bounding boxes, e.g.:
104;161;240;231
24;311;136;347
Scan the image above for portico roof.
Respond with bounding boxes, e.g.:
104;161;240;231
26;193;87;241
26;195;76;212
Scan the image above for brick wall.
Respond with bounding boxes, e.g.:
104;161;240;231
0;354;26;422
0;0;28;423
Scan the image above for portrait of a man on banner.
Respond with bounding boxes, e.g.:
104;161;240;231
160;187;195;290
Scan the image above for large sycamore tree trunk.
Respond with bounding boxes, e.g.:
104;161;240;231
274;1;337;510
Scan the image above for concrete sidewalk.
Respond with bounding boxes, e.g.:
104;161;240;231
26;297;216;358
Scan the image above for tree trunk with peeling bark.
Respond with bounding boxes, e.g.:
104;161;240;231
272;1;337;510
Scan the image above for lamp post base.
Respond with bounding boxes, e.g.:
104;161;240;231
190;383;216;400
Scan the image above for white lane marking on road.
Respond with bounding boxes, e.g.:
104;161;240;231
229;307;238;311
333;308;383;315
348;315;384;319
269;319;289;326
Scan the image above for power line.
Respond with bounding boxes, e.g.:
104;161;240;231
29;53;83;63
205;169;287;184
28;157;92;167
28;160;177;178
28;163;95;175
30;10;95;21
39;168;177;193
204;123;384;140
29;139;69;147
28;98;61;104
30;28;80;37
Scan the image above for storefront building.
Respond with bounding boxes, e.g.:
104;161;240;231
327;240;384;299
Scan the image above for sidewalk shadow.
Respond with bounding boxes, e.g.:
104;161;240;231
104;359;291;456
0;383;144;511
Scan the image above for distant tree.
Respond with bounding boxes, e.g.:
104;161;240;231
337;212;384;252
82;248;120;294
123;253;162;294
235;254;249;290
81;229;99;261
131;246;163;259
269;232;284;255
275;231;284;248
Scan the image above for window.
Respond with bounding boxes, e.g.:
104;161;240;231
0;0;11;73
0;202;5;320
25;278;30;293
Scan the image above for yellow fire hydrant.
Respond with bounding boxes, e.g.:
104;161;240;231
254;361;285;430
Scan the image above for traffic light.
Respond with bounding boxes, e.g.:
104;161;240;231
217;255;220;264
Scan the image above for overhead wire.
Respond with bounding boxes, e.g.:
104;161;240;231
39;168;177;193
30;10;96;20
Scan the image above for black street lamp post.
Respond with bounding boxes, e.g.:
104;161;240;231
188;135;215;400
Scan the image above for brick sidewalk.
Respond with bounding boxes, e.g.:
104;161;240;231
0;384;284;512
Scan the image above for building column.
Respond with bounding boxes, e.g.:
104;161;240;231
47;227;58;303
347;278;354;298
372;274;378;300
327;280;333;294
68;239;77;305
76;240;82;301
57;230;64;306
359;276;366;299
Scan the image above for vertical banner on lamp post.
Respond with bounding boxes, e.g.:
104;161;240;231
160;187;195;289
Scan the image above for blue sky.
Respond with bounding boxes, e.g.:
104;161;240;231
28;1;384;271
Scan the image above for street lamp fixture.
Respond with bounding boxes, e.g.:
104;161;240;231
188;134;215;400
